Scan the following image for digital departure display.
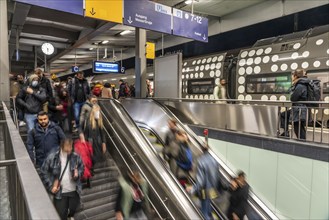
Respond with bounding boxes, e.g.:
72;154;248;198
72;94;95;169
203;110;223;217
93;61;120;73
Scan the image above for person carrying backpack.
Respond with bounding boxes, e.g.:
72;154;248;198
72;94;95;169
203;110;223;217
280;69;321;139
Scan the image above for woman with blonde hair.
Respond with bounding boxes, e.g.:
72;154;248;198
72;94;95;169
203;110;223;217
80;104;107;163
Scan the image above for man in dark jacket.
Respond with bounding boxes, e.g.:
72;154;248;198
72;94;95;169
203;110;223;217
68;72;90;129
227;171;250;220
26;111;66;168
35;68;53;98
118;79;126;99
16;74;47;131
280;69;309;139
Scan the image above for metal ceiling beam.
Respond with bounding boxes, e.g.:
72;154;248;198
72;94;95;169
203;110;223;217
8;2;31;59
22;24;79;42
49;21;117;64
28;6;99;29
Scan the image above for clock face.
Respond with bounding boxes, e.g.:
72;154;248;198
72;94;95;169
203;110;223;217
41;43;55;55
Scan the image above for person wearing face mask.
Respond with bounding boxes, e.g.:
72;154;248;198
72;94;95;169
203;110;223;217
80;105;107;165
16;74;47;131
40;137;84;220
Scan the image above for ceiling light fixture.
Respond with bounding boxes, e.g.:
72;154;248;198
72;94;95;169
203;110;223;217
89;48;94;51
120;30;132;36
101;40;109;44
185;0;193;4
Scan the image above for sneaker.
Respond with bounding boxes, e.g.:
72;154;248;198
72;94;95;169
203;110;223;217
19;121;26;127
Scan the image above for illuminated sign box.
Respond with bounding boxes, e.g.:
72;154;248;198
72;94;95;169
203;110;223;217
93;61;121;73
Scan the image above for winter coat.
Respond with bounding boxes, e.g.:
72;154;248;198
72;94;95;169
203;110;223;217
26;121;66;167
101;87;113;98
68;77;90;103
39;76;53;99
40;150;84;199
290;78;309;122
79;100;93;131
16;85;47;114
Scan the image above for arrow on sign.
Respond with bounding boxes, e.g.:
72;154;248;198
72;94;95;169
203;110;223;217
203;34;206;41
127;16;133;24
90;8;96;15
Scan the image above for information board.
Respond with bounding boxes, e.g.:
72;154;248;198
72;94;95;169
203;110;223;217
93;61;120;74
173;8;208;42
124;0;172;34
16;0;83;16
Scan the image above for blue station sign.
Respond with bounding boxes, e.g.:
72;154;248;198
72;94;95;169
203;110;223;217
93;61;121;74
16;0;83;16
173;8;208;42
124;0;172;34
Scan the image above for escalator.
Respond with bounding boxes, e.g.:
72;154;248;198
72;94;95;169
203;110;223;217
13;98;204;219
97;99;206;220
120;98;275;220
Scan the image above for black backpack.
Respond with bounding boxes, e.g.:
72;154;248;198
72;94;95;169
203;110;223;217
306;80;321;107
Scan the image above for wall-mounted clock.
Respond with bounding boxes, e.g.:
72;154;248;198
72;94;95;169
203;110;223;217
41;42;55;55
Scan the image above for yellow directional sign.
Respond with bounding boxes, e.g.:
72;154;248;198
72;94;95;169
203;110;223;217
146;42;155;59
85;0;123;24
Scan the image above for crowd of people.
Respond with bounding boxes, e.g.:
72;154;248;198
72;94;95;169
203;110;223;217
11;67;311;220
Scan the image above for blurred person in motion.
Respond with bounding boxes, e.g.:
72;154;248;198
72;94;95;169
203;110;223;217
40;137;84;220
68;71;90;130
227;171;250;220
101;82;113;98
115;170;150;220
80;105;107;165
213;78;227;102
58;89;70;132
35;68;53;112
26;111;65;168
187;144;220;220
16;74;47;131
163;119;178;160
92;81;103;97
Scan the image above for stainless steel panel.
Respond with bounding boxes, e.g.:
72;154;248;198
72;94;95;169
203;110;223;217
226;104;278;136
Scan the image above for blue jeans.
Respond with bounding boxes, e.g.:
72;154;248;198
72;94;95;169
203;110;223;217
201;198;212;220
73;102;85;128
24;113;37;132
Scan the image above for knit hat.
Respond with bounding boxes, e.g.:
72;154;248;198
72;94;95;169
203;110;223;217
28;74;39;83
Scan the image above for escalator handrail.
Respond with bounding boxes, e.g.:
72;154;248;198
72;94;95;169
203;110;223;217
101;116;167;220
151;98;279;220
100;99;204;220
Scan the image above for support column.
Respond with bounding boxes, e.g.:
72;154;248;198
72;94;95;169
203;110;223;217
134;28;147;98
0;0;10;102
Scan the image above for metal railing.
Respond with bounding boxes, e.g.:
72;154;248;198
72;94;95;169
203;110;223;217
0;102;59;220
154;98;329;144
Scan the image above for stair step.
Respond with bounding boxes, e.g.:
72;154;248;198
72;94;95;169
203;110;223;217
92;169;119;181
81;194;118;211
81;186;120;203
88;176;115;187
93;159;115;169
94;166;117;174
88;210;116;220
75;202;116;219
81;181;119;196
